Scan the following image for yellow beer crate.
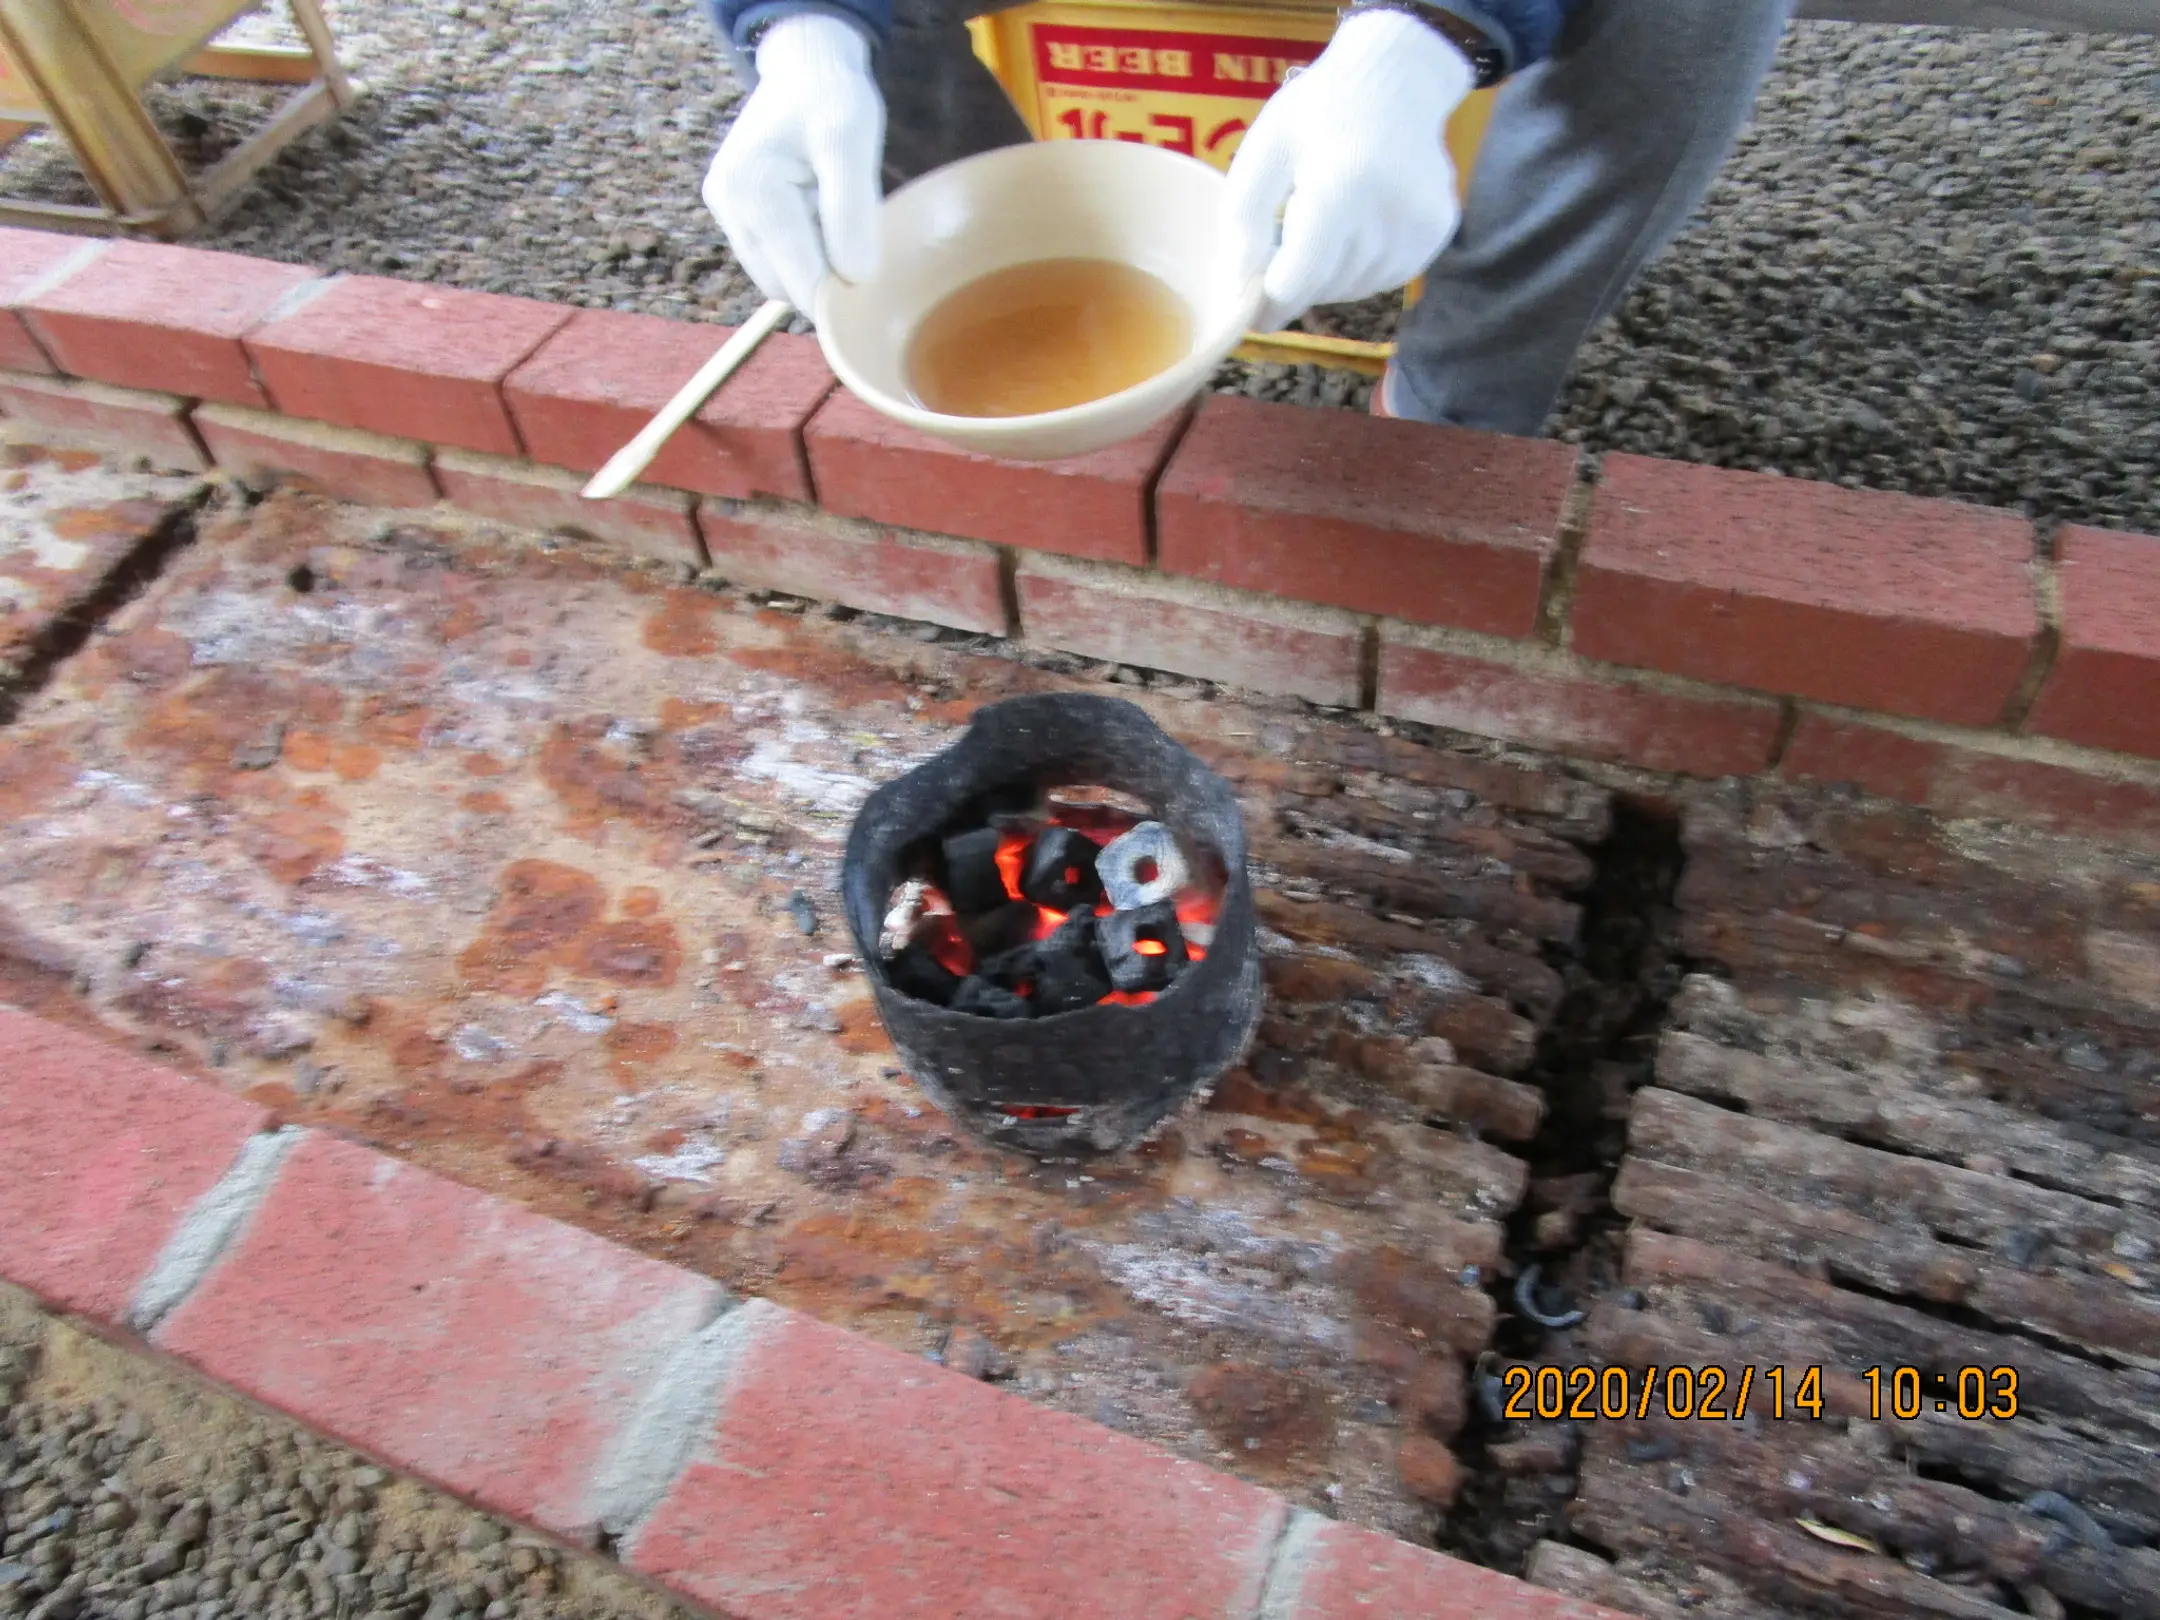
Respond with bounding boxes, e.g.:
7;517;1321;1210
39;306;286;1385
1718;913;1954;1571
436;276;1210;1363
967;0;1494;375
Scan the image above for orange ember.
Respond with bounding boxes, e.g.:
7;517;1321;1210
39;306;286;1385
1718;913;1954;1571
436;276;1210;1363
899;818;1229;1013
994;829;1028;902
998;1103;1081;1119
1176;892;1218;960
924;918;974;978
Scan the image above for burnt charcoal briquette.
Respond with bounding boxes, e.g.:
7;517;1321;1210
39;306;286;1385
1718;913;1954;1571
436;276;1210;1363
951;976;1032;1020
978;942;1037;991
1031;912;1111;1013
889;942;963;1005
1020;826;1102;912
980;910;1091;995
1034;952;1113;1015
1098;901;1187;993
960;900;1039;959
941;826;1010;915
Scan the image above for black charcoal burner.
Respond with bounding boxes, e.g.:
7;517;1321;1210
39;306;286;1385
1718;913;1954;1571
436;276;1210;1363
842;693;1262;1159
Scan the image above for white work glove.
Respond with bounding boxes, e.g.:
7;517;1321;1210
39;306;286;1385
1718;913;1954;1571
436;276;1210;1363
703;13;885;314
1224;9;1476;332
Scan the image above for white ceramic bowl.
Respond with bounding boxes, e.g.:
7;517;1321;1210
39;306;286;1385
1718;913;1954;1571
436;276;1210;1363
813;139;1265;462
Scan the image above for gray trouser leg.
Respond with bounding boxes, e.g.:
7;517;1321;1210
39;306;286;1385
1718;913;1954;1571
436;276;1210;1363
875;0;1035;191
1388;0;1797;435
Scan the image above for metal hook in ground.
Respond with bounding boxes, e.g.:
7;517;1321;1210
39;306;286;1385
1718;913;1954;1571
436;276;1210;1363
1512;1263;1586;1330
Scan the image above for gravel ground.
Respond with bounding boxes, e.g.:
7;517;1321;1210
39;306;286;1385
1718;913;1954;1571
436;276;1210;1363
0;1284;697;1620
4;7;2153;535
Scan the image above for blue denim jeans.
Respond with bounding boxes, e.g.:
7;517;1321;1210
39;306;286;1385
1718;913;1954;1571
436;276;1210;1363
875;0;1797;435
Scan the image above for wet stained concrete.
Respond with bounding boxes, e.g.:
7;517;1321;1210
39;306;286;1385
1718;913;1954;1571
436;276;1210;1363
0;439;200;698
0;474;1605;1545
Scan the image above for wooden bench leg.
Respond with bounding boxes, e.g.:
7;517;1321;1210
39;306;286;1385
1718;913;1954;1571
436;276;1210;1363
0;7;200;234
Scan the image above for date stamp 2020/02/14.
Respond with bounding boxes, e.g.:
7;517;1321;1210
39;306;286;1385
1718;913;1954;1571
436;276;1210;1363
1498;1363;2024;1423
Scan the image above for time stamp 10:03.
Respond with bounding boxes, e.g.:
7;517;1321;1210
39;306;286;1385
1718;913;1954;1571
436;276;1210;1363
1498;1364;2023;1423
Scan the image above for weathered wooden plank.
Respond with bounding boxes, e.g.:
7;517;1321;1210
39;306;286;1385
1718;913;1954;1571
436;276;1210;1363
1369;1119;1531;1216
1283;795;1599;888
1611;1151;2160;1364
1655;1030;2160;1210
1570;1471;2018;1619
1255;891;1565;1016
1599;1249;2160;1594
1281;727;1615;837
1623;1230;2160;1448
1614;1155;1984;1302
1626;1088;2160;1276
1250;831;1584;944
1195;1066;1533;1217
1580;1413;2159;1618
1328;1032;1546;1140
1666;971;2160;1149
1524;1543;1786;1620
1578;1414;2054;1588
1902;1418;2160;1544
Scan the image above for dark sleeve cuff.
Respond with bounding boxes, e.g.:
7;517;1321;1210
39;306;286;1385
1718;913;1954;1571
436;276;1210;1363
722;0;890;55
1426;0;1588;76
699;0;890;91
1425;1;1523;77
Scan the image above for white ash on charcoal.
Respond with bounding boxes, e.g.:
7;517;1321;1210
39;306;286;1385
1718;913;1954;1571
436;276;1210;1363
878;788;1221;1020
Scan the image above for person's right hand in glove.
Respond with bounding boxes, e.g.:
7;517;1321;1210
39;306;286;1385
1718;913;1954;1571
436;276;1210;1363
702;13;885;314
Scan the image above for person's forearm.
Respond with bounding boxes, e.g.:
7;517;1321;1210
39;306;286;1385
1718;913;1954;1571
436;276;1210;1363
702;0;892;57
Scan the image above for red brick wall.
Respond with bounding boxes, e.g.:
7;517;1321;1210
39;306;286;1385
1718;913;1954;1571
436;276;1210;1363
2;228;2154;853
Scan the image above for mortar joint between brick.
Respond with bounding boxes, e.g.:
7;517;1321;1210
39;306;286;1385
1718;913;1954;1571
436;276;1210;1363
996;545;1021;640
1357;618;1379;712
2003;556;2064;732
128;1124;304;1336
682;499;716;571
1137;400;1198;569
177;403;215;475
236;274;339;405
489;314;580;463
594;1296;781;1555
1536;468;1597;648
1251;1507;1326;1620
15;240;111;328
1765;697;1802;772
794;379;838;509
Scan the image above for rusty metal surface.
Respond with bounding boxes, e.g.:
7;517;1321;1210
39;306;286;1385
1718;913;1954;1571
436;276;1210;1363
0;481;1613;1539
0;434;195;691
1531;784;2160;1620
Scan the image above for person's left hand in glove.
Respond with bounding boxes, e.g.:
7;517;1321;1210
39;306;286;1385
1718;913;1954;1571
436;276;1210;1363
1223;7;1479;333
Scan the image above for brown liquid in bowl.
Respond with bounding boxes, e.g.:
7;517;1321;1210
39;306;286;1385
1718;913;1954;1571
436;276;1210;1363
904;257;1194;419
